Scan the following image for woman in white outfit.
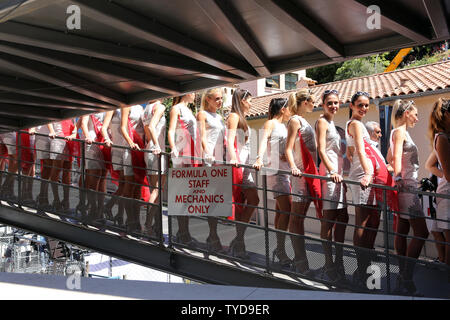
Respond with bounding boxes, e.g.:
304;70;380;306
315;90;348;282
142;100;166;238
120;105;145;234
428;98;450;279
227;89;259;259
198;88;226;253
253;98;292;267
346;92;380;286
389;99;429;294
80;113;108;221
0;131;18;201
285;88;317;275
168;93;198;245
102;109;125;226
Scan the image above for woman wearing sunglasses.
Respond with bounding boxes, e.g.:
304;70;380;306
316;89;348;282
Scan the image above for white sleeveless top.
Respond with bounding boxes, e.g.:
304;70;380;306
142;102;166;151
86;112;105;141
203;110;226;161
289;115;317;170
174;103;197;153
110;106;144;147
268;120;289;171
345;119;375;179
317;118;343;175
389;128;419;181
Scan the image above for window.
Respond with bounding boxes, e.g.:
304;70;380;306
265;75;280;88
285;73;298;90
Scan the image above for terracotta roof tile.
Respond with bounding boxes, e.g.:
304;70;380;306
247;60;450;118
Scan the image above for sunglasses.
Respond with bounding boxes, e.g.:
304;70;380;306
324;89;339;96
442;101;450;113
242;90;250;100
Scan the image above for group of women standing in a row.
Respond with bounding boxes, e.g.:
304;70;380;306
0;86;448;295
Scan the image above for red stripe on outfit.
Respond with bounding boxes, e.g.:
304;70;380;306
127;119;150;202
298;130;323;218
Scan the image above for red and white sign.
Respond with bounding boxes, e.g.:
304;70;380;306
168;166;232;216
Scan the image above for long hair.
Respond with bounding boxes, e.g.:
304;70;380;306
268;98;288;120
391;99;415;128
230;88;251;131
428;98;449;146
287;88;314;116
200;88;223;112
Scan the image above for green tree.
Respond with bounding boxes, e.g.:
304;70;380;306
333;53;390;81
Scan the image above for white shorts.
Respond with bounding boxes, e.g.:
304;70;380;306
321;178;347;210
35;136;68;161
436;197;450;230
144;148;167;175
85;143;105;170
1;133;16;155
291;176;310;203
397;180;424;220
267;173;291;199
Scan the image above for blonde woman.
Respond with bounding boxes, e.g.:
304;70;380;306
285;88;319;276
428;98;450;279
316;89;348;282
168;93;199;245
389;99;429;295
142;100;166;238
253;98;292;267
197;88;226;252
226;89;259;259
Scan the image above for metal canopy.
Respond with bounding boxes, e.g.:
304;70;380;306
0;0;448;129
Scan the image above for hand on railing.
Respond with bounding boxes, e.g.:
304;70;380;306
229;159;239;167
151;146;162;155
84;137;94;145
330;172;343;183
170;148;179;158
291;166;302;177
252;157;263;171
65;133;77;141
360;173;373;189
129;141;140;150
104;138;112;147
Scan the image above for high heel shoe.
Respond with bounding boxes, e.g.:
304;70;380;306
206;236;224;253
293;259;314;277
175;232;199;248
272;248;292;267
229;237;249;260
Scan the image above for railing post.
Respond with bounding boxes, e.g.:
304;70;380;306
158;152;164;245
17;132;22;208
262;171;270;274
80;139;86;220
167;153;173;248
382;188;391;294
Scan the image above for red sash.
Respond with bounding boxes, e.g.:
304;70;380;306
364;141;399;230
16;130;35;170
230;138;244;221
90;115;120;186
298;129;323;219
177;113;201;167
61;119;80;165
127;119;150;202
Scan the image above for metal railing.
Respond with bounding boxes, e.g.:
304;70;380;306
0;130;449;298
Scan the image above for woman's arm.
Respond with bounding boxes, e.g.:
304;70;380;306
120;106;139;150
285;118;301;176
47;123;56;138
253;119;274;170
435;134;450;181
147;103;165;154
80;116;92;144
168;105;180;157
101;111;114;147
226;113;240;166
391;128;405;179
348;121;372;187
197;110;213;161
425;151;443;178
316;118;341;182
